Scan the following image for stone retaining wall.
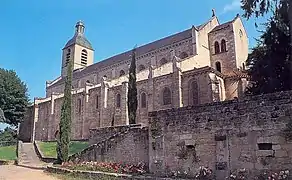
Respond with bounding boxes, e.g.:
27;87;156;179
148;91;292;179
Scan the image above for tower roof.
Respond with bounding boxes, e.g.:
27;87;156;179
63;21;93;50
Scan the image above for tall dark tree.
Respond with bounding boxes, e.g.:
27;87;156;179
246;2;291;95
241;0;292;88
127;48;138;125
57;59;73;163
0;68;29;127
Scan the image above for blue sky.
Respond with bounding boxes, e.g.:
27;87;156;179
0;0;267;129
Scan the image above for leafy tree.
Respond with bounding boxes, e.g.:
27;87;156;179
246;2;291;95
0;127;17;143
241;0;292;88
57;60;73;163
127;48;138;124
0;68;29;127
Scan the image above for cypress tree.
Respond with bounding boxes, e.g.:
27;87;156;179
57;59;73;163
127;48;138;124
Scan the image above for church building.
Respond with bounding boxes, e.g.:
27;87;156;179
25;11;249;142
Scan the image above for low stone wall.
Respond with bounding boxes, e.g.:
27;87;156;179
89;124;142;145
148;91;292;179
70;125;149;169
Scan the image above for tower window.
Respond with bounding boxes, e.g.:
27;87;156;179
141;92;147;108
66;49;71;65
179;52;188;59
221;39;227;52
162;87;171;105
215;62;221;72
160;58;168;65
116;94;121;108
119;70;125;77
214;41;220;54
81;49;88;66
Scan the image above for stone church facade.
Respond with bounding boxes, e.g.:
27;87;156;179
26;12;249;142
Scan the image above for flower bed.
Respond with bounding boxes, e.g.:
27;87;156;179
59;161;147;175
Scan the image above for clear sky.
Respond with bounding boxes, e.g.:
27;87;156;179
0;0;267;129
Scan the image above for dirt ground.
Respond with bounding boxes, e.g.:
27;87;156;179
0;165;59;180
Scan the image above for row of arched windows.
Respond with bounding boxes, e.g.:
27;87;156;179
78;81;200;112
214;39;227;54
159;52;189;66
119;65;146;77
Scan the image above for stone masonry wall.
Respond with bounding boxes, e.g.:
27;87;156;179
148;91;292;179
70;125;149;168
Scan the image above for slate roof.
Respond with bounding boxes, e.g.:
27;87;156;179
64;34;93;50
48;17;217;88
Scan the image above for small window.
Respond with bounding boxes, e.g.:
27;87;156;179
138;65;146;71
162;87;171;105
215;61;221;73
77;98;82;113
66;49;71;65
239;29;243;37
160;58;168;65
242;63;245;70
179;52;188;59
116;94;121;108
81;49;88;66
258;143;272;150
141;92;147;108
214;41;220;54
96;95;99;109
119;70;125;77
221;39;227;52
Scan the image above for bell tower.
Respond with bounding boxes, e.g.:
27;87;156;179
61;21;94;77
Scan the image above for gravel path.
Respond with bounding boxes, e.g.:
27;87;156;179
0;165;59;180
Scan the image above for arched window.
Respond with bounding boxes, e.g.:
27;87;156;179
221;39;227;52
162;87;171;105
116;94;121;108
96;95;99;109
81;49;88;66
138;65;146;71
215;61;221;73
66;49;71;65
189;80;199;106
160;58;168;65
119;70;125;77
179;52;188;59
214;41;220;54
141;92;147;108
77;98;82;113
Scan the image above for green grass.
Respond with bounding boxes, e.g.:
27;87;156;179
0;145;16;160
49;173;117;180
39;141;89;158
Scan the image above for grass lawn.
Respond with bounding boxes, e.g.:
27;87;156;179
49;173;117;180
0;145;16;160
39;141;89;158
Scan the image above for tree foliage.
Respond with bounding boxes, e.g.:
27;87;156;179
127;48;138;125
0;127;17;143
246;2;291;95
57;60;73;163
0;68;29;127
